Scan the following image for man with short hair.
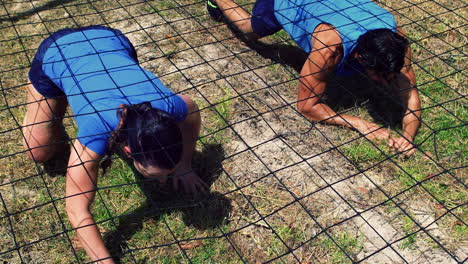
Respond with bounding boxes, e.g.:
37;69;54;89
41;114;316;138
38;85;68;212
208;0;421;156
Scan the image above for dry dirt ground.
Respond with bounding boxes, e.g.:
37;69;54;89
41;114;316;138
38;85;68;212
0;0;466;263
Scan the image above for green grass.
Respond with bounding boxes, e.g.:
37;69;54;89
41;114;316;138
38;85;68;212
452;225;468;241
143;0;177;16
0;0;466;263
337;57;467;247
267;224;307;259
340;139;387;164
198;85;234;145
271;30;291;42
320;232;363;264
400;215;418;250
396;166;466;210
389;66;467;241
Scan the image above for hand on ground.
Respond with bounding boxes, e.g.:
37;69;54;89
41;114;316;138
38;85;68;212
355;120;390;141
389;136;416;156
173;169;207;194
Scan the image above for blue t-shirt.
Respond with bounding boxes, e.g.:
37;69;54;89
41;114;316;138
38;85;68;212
40;28;187;156
274;0;397;75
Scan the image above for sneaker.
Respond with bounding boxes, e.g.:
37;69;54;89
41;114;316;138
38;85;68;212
207;0;223;22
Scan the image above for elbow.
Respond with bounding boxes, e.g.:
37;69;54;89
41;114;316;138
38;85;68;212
297;102;321;122
297;103;308;116
66;203;91;228
65;205;80;228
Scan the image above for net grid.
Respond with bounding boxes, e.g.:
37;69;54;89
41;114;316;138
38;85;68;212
0;0;466;263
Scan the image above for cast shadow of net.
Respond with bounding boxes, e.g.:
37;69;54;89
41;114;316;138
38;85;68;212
241;33;406;129
102;143;230;262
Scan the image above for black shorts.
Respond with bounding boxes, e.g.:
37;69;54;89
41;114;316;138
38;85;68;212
251;0;283;37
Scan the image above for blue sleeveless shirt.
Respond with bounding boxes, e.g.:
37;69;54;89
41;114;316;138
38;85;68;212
274;0;397;74
36;28;187;156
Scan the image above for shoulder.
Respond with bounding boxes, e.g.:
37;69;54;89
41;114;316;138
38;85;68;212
75;110;114;155
312;24;342;47
311;23;343;58
396;27;407;38
177;94;199;113
309;24;343;67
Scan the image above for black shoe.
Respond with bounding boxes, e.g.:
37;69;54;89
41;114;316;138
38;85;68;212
207;0;223;22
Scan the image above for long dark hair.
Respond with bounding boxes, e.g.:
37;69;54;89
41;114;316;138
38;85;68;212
101;102;183;174
354;29;409;74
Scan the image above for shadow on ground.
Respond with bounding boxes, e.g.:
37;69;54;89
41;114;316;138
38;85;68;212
103;143;230;263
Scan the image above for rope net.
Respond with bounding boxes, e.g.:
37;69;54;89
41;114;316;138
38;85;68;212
0;0;466;263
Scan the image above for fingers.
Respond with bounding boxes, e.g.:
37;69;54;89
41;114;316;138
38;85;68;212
379;128;390;139
366;128;389;141
405;147;417;156
389;137;417;156
174;171;208;194
399;141;415;156
392;138;403;150
362;122;389;140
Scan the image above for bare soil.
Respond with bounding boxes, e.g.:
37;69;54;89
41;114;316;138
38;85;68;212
0;0;466;263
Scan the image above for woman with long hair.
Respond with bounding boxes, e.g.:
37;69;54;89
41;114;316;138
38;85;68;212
23;26;204;263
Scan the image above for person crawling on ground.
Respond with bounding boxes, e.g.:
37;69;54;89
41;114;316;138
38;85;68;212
23;25;205;264
207;0;421;156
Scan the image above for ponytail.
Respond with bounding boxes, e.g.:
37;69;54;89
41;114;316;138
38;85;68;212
100;102;183;175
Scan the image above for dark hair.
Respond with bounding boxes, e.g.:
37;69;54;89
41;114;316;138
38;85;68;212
101;102;183;174
354;29;409;74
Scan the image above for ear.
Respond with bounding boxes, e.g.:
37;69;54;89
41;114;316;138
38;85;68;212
123;146;132;158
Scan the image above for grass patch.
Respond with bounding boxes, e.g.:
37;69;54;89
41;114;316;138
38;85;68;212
400;215;418;250
143;0;177;16
319;231;363;264
340;138;387;164
198;85;234;145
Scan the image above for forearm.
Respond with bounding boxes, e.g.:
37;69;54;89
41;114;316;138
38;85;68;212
399;67;421;141
180;129;197;170
179;105;201;170
401;110;421;140
298;80;365;130
65;141;112;263
68;212;114;264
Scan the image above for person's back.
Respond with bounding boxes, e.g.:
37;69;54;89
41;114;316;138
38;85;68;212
35;26;187;155
274;0;396;72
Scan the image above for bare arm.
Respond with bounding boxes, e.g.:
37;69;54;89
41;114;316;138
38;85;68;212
389;29;421;155
177;95;201;170
298;24;390;140
173;95;205;193
65;140;114;264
